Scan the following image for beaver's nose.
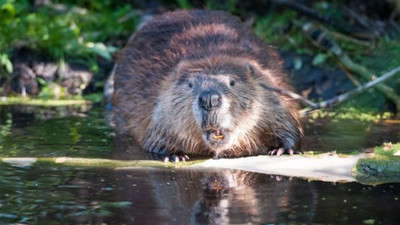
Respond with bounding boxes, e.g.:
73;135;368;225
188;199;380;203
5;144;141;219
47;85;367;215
199;90;222;111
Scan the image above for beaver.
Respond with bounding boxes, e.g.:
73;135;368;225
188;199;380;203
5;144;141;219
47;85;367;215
113;10;303;158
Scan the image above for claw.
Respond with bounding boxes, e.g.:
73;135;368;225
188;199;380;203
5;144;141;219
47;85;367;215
164;156;170;163
291;149;303;155
276;148;284;156
182;155;190;162
268;149;277;155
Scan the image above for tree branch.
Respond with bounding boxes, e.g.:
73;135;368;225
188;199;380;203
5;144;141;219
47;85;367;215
260;65;400;112
311;66;400;111
258;83;318;108
300;22;400;111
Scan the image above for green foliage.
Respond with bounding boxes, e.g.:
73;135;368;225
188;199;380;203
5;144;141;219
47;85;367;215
176;0;191;9
37;77;54;100
374;142;400;157
0;0;138;101
0;53;13;75
254;4;400;73
308;107;393;122
254;4;400;111
36;77;69;100
312;53;329;66
1;0;399;108
254;11;311;53
205;0;238;13
361;39;400;72
205;1;218;10
0;0;138;70
0;96;89;106
226;0;238;13
83;93;103;103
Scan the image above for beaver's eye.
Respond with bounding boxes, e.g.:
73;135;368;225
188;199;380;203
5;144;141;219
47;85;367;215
229;79;235;86
188;82;193;88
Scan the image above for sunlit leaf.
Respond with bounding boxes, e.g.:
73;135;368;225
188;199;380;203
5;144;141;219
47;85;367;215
294;57;303;70
1;2;16;17
312;53;328;66
101;201;132;208
85;42;117;60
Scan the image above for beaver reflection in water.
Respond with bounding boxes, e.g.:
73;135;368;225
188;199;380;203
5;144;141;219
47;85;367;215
113;10;303;159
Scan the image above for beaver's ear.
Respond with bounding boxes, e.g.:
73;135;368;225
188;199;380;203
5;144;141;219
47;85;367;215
176;60;192;75
243;17;254;29
175;61;185;75
245;62;258;79
245;62;254;75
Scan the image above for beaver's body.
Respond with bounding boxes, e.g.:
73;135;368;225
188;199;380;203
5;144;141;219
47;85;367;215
113;10;302;157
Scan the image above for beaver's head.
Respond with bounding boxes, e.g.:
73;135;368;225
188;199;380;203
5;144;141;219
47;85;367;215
167;57;263;155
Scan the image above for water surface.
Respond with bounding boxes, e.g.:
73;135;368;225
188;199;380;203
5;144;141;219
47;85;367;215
0;106;399;224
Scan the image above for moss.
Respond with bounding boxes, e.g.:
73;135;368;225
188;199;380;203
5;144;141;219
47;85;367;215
355;155;400;184
0;96;90;106
354;143;400;184
307;107;394;122
357;155;400;174
1;157;206;169
53;157;175;168
83;93;103;103
374;142;400;156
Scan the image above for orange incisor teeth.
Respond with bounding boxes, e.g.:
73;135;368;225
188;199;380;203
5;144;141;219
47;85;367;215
214;135;224;139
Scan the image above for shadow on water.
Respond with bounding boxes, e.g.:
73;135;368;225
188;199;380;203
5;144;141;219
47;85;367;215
1;106;400;224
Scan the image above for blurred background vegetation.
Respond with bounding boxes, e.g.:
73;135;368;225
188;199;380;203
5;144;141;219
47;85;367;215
0;0;400;113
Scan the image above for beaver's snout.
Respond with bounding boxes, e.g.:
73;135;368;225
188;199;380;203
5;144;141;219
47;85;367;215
196;88;232;150
198;90;222;111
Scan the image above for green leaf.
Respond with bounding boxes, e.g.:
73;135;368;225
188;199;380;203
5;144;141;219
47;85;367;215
177;0;191;9
1;2;16;18
85;42;116;61
4;59;12;73
0;54;13;73
101;201;132;208
294;57;303;70
312;53;328;66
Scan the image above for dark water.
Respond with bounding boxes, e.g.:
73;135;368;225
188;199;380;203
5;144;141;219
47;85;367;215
0;106;400;225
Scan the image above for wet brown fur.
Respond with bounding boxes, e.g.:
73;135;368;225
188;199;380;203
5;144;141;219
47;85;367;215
113;10;303;157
